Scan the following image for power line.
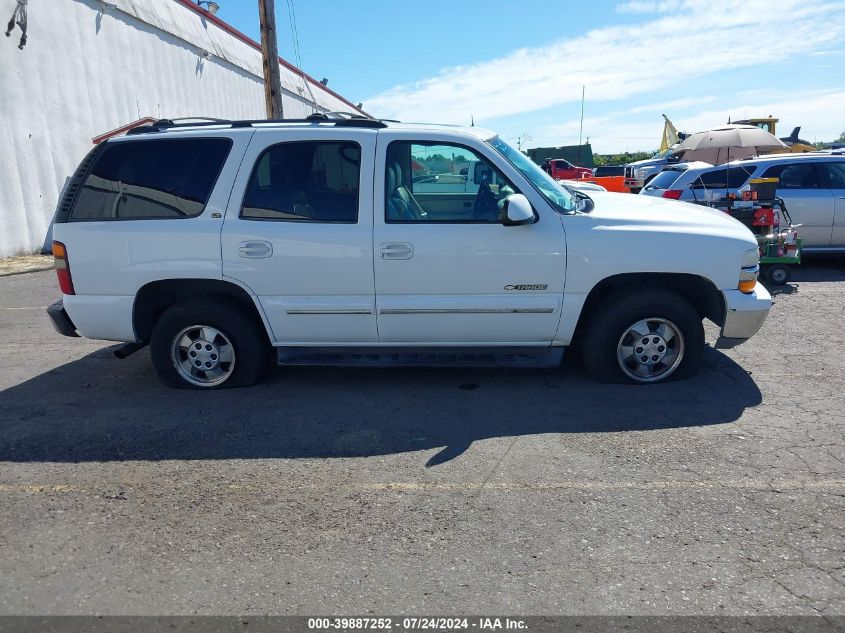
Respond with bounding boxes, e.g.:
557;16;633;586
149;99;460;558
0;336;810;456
285;0;302;67
284;0;318;113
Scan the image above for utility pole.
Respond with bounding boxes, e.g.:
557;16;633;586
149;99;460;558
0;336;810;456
258;0;284;119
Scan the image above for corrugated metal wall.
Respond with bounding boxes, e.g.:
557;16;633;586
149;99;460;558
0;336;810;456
0;0;361;258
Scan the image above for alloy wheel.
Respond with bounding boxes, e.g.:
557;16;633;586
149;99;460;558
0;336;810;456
616;317;685;383
170;324;236;387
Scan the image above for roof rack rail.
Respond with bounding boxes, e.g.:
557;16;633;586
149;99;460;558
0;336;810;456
169;116;232;123
125;113;388;136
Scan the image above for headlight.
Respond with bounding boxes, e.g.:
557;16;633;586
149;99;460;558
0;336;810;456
741;248;760;268
738;248;760;293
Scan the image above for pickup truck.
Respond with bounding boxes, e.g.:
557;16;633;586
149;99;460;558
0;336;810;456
47;114;771;389
541;158;593;181
624;151;684;192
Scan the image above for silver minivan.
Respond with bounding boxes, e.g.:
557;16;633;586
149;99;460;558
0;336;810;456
640;153;845;252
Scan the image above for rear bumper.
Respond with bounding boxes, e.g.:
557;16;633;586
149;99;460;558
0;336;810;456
47;300;79;338
62;294;137;342
714;283;771;349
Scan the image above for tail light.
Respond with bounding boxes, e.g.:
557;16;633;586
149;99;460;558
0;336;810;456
52;241;75;295
662;190;683;200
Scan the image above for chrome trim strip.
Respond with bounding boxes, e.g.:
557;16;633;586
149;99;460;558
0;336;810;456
285;309;373;315
379;308;555;315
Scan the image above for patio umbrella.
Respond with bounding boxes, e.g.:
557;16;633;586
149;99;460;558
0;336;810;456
674;125;787;165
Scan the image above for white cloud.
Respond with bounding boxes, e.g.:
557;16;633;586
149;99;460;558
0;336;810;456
616;0;688;14
531;90;845;153
675;90;845;141
628;96;716;114
364;0;845;126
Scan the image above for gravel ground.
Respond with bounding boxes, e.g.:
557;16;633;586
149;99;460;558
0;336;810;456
0;264;843;616
0;255;53;277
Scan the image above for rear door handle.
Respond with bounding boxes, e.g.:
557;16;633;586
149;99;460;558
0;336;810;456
379;242;414;260
237;240;273;258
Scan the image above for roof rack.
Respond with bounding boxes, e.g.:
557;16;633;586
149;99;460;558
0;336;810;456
126;112;388;136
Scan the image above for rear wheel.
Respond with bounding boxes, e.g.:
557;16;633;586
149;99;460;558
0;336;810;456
150;301;270;389
581;290;704;384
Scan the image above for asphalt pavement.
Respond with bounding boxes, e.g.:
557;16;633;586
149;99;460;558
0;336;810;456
0;263;843;616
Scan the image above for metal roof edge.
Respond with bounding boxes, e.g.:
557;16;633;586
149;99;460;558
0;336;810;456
170;0;365;115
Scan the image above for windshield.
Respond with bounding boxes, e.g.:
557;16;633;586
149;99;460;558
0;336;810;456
487;137;578;213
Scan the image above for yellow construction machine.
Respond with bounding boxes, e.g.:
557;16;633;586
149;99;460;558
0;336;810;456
732;117;816;153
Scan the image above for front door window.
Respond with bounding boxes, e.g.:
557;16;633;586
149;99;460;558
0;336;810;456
385;142;519;223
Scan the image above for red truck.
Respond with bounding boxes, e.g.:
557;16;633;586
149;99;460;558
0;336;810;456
541;158;592;180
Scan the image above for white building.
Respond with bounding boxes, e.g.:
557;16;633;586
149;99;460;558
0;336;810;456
0;0;363;258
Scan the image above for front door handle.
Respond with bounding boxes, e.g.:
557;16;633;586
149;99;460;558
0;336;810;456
238;240;273;258
379;242;414;260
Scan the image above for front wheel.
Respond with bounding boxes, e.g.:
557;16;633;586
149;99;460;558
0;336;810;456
150;301;270;389
581;290;705;384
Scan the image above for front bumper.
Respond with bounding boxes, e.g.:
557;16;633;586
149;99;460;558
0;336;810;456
714;283;771;349
47;300;79;338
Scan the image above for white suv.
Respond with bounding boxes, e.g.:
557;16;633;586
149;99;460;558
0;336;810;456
47;114;771;388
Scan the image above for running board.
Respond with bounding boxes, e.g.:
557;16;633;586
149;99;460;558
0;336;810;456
276;346;564;368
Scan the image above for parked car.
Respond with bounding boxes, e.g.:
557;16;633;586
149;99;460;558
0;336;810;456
638;162;715;198
540;158;593;180
558;179;607;192
639;153;845;252
47;114;770;389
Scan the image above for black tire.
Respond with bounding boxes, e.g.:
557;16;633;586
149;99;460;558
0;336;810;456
766;265;790;286
581;289;704;384
150;301;271;389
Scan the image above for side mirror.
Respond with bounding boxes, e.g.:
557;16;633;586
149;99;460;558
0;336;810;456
502;194;536;226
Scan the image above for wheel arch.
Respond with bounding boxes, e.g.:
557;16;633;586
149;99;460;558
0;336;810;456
133;278;272;344
575;272;725;338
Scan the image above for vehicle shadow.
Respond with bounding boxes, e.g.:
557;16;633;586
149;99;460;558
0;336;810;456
764;282;797;296
0;346;761;467
790;257;845;282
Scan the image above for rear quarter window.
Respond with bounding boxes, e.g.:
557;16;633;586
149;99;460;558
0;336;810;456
645;169;685;190
762;163;821;189
70;138;232;220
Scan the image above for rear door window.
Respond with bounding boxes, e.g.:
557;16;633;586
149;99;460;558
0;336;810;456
690;166;755;189
241;141;361;222
71;138;232;220
762;163;821;189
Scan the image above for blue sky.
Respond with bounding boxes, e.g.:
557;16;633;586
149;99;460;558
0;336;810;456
217;0;845;153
